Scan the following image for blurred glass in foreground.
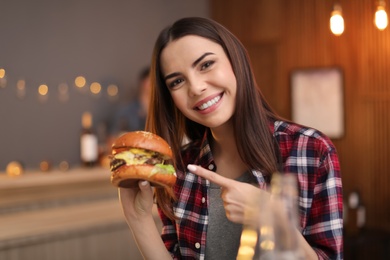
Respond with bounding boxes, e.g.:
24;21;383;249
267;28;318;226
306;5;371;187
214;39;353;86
237;173;304;260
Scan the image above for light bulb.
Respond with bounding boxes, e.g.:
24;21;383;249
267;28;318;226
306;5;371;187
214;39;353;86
375;4;388;30
75;76;86;88
330;4;345;36
38;84;49;96
0;68;5;78
90;82;101;94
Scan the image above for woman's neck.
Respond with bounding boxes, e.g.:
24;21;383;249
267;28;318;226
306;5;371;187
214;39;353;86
210;124;248;179
210;126;236;155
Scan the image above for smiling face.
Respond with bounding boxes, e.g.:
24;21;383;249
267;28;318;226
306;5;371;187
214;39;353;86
160;35;237;130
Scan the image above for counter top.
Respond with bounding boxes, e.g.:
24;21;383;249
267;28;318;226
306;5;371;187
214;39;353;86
0;167;111;189
0;166;162;252
0;198;125;250
0;167;115;214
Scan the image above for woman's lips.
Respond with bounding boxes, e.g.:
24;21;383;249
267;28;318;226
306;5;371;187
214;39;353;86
194;93;223;111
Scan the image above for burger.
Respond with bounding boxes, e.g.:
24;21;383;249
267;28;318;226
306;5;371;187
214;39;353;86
110;131;177;188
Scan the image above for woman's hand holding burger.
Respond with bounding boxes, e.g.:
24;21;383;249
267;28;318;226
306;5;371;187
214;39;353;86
110;131;177;188
110;131;177;221
118;180;154;222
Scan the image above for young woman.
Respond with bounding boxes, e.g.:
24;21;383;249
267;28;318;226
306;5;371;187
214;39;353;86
119;17;343;260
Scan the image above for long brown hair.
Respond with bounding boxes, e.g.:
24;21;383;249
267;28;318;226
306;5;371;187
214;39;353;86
146;17;281;219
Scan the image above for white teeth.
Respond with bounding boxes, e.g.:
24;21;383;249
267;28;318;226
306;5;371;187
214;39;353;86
198;95;221;110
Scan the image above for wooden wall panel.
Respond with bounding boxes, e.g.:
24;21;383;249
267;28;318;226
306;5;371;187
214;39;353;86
211;0;390;231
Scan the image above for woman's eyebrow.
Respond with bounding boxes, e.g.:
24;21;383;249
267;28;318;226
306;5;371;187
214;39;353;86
164;72;180;81
192;52;215;68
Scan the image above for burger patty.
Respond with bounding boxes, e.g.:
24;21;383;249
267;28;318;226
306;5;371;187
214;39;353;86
110;150;165;172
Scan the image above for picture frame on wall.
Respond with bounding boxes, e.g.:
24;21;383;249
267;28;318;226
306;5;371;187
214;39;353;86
291;67;344;139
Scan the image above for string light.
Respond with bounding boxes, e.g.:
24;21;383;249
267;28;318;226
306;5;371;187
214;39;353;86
1;67;119;101
0;68;6;88
38;84;49;102
16;79;26;99
375;0;388;30
330;3;345;36
90;82;101;94
0;68;5;78
38;84;49;96
107;84;118;97
75;76;86;88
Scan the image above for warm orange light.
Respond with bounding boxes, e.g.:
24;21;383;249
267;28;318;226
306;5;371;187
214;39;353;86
0;69;6;88
75;76;86;88
90;82;101;94
38;84;49;96
0;68;5;78
17;79;26;90
375;3;388;30
107;84;118;97
6;161;24;177
330;4;344;36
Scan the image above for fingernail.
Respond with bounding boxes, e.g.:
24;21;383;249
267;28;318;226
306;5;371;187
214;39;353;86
187;164;196;172
140;180;149;186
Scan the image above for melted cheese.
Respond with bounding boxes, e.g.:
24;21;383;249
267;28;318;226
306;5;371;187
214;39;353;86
114;148;175;176
114;149;152;165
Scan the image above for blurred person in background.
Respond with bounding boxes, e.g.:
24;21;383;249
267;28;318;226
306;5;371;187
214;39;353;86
107;66;151;147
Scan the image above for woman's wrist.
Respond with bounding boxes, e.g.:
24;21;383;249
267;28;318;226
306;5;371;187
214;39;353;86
126;211;155;229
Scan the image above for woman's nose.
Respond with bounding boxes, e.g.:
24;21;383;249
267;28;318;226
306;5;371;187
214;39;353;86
187;77;207;96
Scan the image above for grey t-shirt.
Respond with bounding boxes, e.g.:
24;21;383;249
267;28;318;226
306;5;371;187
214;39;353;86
205;171;255;260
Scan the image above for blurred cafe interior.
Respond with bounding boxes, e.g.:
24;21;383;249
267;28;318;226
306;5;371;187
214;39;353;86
0;0;389;259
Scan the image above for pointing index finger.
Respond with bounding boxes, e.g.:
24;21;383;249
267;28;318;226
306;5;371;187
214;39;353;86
187;164;232;188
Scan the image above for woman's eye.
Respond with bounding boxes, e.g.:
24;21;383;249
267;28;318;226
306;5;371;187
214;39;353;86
201;60;214;70
168;78;184;88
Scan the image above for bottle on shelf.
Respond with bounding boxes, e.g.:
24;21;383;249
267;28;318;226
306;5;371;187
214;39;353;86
80;112;98;167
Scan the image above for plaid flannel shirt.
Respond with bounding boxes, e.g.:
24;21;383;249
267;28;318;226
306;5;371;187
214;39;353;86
158;120;343;259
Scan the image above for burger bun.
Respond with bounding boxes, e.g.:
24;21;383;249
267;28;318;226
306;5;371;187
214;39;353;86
111;165;176;188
